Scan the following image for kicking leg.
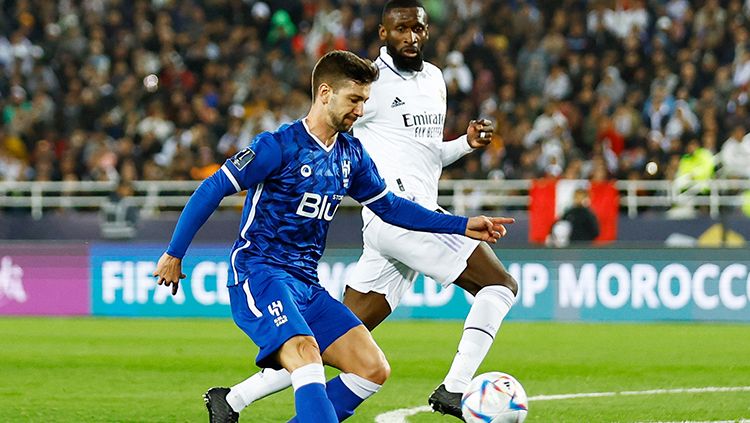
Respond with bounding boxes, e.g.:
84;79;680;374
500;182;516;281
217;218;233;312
224;368;291;413
429;242;517;419
224;287;394;413
320;324;391;421
285;286;389;422
277;335;338;423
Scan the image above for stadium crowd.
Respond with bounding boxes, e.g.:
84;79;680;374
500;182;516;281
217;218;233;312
1;0;750;188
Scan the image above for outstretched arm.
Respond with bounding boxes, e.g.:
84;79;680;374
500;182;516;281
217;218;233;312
365;191;513;243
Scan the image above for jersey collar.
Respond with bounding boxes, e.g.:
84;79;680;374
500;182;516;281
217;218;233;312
377;46;418;80
301;118;336;152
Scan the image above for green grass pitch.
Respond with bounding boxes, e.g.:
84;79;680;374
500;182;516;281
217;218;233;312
1;317;749;422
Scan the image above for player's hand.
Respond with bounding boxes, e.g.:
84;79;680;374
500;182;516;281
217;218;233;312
153;252;186;296
464;216;515;243
466;119;494;148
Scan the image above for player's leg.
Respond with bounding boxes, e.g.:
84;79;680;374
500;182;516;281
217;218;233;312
222;368;291;414
210;271;337;423
320;325;390;421
341;287;391;330
362;215;517;418
274;335;338;423
430;242;517;418
289;286;389;422
222;223;414;412
344;217;419;330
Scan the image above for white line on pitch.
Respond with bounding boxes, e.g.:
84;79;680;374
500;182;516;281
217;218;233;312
374;386;750;423
637;420;750;423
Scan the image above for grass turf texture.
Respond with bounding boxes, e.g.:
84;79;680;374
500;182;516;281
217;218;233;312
1;318;748;422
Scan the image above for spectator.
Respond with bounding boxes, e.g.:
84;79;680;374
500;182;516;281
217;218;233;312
443;50;473;95
547;188;600;247
675;137;716;192
719;126;750;179
543;63;572;101
0;0;746;193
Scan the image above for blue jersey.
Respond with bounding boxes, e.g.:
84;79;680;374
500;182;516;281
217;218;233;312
221;120;387;286
166;119;468;289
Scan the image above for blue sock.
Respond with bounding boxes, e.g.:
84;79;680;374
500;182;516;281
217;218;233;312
291;383;337;423
325;376;365;421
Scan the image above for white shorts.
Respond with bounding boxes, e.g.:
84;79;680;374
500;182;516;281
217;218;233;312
347;213;480;310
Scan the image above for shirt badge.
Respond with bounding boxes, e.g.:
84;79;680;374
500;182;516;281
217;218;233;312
342;159;351;188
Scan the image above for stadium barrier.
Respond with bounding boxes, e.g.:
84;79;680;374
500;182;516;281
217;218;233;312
2;178;750;219
1;243;749;322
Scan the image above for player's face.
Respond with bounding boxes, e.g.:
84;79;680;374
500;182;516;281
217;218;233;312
380;7;429;72
326;80;371;132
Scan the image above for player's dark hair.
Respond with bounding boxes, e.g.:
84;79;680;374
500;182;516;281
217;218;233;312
311;50;379;99
382;0;424;21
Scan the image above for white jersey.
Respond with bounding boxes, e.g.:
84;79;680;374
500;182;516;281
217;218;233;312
348;47;480;305
353;47;472;215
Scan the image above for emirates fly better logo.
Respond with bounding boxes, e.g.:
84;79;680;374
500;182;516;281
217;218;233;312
0;256;26;305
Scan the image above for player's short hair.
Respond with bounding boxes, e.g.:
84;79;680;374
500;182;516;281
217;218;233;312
382;0;425;21
311;50;379;99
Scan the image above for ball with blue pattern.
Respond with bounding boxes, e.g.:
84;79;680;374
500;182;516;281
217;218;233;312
461;371;529;423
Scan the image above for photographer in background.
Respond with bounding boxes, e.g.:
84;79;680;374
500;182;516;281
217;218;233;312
548;188;600;247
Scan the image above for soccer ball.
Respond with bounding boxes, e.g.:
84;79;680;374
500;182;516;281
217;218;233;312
461;371;528;423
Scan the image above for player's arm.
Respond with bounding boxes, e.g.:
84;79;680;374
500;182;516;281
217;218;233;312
364;192;512;243
349;145;513;242
153;135;281;295
440;119;495;166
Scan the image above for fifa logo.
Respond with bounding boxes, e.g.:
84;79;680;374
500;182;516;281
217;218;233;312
268;300;287;327
342;160;351;188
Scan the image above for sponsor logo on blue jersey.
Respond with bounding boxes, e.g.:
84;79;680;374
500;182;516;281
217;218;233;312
295;193;344;221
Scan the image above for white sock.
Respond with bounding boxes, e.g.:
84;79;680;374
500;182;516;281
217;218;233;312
226;368;292;412
290;363;326;391
443;285;516;393
339;372;382;400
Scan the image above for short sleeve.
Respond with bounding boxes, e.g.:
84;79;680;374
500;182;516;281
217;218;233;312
347;145;388;204
222;133;282;191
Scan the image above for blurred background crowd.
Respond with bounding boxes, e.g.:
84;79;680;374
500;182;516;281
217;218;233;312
2;0;750;188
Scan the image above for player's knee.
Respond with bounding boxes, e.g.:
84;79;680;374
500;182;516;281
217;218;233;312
497;271;518;296
473;269;518;296
366;355;391;385
356;350;390;385
282;336;322;369
296;338;322;361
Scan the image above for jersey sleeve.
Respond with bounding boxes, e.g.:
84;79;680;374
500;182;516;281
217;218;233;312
366;191;468;235
221;133;282;192
347;145;388;204
440;135;473;166
166;169;238;258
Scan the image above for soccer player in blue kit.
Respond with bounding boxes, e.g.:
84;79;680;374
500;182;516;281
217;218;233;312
152;50;514;423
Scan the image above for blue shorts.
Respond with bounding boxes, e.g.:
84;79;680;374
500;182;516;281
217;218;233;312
228;264;362;369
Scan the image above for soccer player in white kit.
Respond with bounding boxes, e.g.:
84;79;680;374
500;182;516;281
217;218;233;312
344;1;518;419
219;1;518;420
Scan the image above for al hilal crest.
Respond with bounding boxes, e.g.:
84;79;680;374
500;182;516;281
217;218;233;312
342;159;351;188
